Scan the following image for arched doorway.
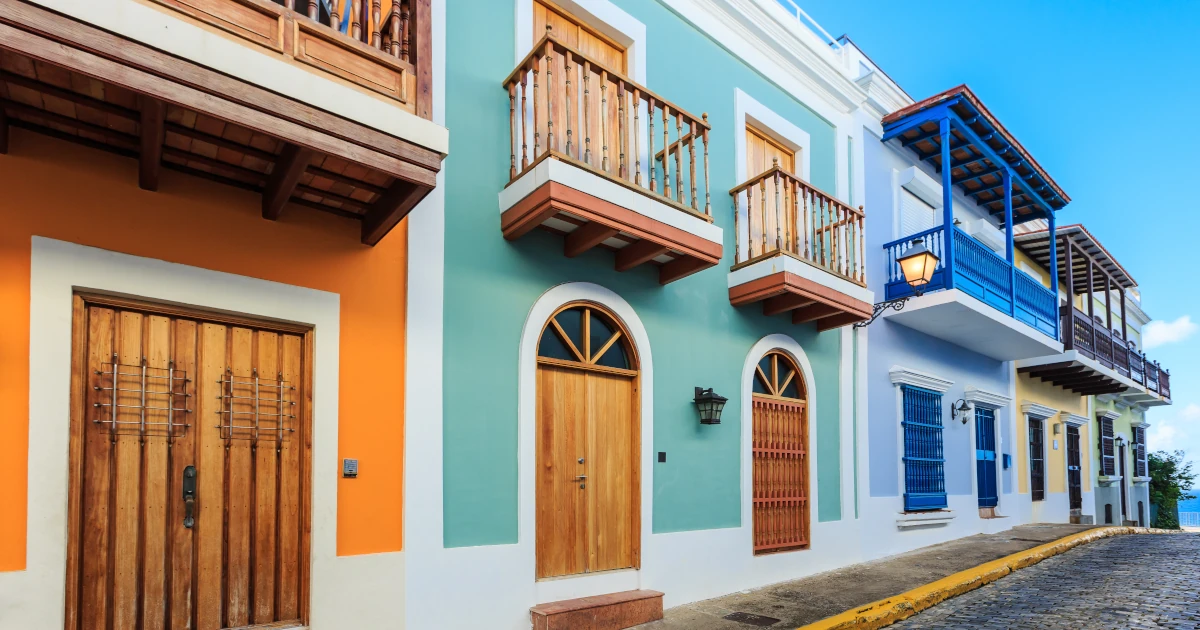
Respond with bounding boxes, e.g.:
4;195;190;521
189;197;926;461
535;303;640;579
751;350;809;554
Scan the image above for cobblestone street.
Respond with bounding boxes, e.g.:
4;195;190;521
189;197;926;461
894;534;1200;629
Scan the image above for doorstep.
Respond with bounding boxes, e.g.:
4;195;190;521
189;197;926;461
532;589;664;630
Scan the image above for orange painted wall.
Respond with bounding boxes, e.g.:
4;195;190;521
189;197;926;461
0;128;407;570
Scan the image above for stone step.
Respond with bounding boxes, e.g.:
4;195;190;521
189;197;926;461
530;589;664;630
1071;514;1095;525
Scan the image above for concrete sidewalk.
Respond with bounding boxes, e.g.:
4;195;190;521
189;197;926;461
633;523;1099;629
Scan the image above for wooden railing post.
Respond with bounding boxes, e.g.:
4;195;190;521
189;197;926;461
583;61;591;165
371;0;381;47
564;51;573;157
618;81;626;179
674;112;683;203
662;105;671;199
773;159;782;251
508;82;516;180
634;89;642;186
733;191;741;263
600;70;610;172
759;176;767;255
532;53;540;160
520;72;528;171
545;38;555;153
702;113;710;216
689;120;697;210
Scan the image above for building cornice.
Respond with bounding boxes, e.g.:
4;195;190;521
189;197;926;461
964;386;1011;409
662;0;867;116
1021;402;1059;419
855;70;909;119
1097;409;1122;421
890;366;953;393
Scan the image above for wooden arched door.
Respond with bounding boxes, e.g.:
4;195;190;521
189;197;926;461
535;303;640;579
751;350;809;554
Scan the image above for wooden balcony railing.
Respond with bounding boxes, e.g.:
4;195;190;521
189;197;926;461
1062;305;1171;398
148;0;429;113
730;161;865;285
504;31;712;219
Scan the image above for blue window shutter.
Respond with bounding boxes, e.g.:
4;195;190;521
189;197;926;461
902;386;947;511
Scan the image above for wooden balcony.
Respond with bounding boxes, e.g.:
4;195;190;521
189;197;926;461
1018;305;1171;403
0;0;442;245
726;164;871;330
498;32;721;285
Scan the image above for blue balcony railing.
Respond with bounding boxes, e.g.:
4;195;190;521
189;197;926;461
884;227;1059;340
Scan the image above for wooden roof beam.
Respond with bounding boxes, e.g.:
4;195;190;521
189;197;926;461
763;293;816;317
262;143;314;220
137;96;164;191
361;181;431;246
565;222;619;258
615;240;669;272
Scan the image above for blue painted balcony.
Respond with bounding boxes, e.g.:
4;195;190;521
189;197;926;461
876;85;1069;361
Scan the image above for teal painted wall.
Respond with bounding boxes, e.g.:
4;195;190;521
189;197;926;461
442;0;844;548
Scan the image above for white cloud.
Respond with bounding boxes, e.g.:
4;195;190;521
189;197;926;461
1144;315;1198;349
1147;404;1200;461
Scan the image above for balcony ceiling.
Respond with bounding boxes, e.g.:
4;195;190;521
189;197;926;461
1017;352;1135;396
0;0;443;245
882;85;1069;225
1015;224;1137;295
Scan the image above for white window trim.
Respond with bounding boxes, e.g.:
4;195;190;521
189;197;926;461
889;366;953;392
1026;414;1048;502
514;0;647;83
733;88;812;183
963;386;1011;410
1021;402;1059;420
1062;413;1089;428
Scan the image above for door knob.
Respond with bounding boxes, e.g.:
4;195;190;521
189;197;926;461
182;465;197;529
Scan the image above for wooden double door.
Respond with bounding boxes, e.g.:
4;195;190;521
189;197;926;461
535;304;639;579
66;295;312;630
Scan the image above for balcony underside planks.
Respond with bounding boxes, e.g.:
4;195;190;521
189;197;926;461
501;180;721;285
0;0;443;245
729;264;872;331
1018;360;1128;396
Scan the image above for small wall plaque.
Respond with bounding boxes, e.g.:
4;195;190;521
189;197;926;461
343;458;359;478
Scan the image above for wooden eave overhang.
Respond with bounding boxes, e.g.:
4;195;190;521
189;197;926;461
0;0;444;246
1015;224;1137;295
501;174;722;285
881;85;1069;225
728;256;873;331
1018;360;1129;397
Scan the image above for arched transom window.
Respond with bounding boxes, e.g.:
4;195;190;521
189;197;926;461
753;350;805;400
538;304;634;371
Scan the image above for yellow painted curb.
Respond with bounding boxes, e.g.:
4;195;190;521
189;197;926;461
796;527;1156;630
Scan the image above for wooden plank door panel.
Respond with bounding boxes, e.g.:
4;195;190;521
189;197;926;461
68;299;310;630
535;365;588;579
586;372;635;573
751;396;808;554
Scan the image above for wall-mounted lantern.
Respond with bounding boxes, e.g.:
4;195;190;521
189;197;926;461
951;399;973;424
694;387;728;425
855;239;941;328
1115;435;1126;449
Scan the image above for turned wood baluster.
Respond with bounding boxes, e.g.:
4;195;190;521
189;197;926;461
689;120;697;210
791;180;800;254
760;176;768;254
371;0;381;48
520;72;529;170
648;97;656;192
508;82;517;180
350;0;361;41
833;204;841;275
773;159;783;251
330;0;340;30
734;191;741;262
532;55;540;160
702;114;710;216
389;1;401;57
746;187;755;258
307;0;317;21
662;105;671;199
633;89;642;186
618;81;626;179
285;0;294;10
545;39;555;153
674;112;683;203
401;2;411;62
600;70;610;172
583;61;592;165
858;209;866;283
564;51;574;158
782;175;791;254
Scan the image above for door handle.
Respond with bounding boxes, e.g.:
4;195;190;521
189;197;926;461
182;465;197;529
574;475;588;481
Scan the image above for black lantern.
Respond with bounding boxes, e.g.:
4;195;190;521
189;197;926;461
694;387;728;425
1115;436;1125;449
896;239;940;295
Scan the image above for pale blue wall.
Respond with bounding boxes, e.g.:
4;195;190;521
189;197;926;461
862;133;1012;499
441;0;847;547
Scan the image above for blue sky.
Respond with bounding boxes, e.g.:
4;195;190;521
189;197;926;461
793;0;1200;465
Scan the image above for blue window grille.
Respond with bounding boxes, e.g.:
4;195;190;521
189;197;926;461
902;386;947;511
